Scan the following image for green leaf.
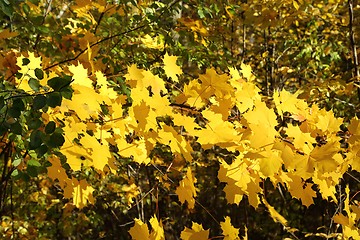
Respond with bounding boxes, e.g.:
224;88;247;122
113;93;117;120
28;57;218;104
27;165;38;177
29;129;43;149
47;132;65;148
0;1;14;17
11;169;19;177
10;121;22;135
27;118;42;130
28;78;40;91
22;3;30;15
35;68;44;80
8;108;21;118
45;121;56;134
13;98;25;111
198;8;205;18
12;158;22;167
38;26;50;34
47;92;62;107
60;87;73;100
36;144;48;157
47;77;72;91
28;159;41;167
0;96;5;110
22;58;30;66
33;95;47;110
32;16;43;25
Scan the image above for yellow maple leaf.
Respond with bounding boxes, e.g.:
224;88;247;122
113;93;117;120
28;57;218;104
129;218;150;240
228;67;242;83
246;179;262;208
348;117;360;144
61;84;103;120
223;183;244;204
71;0;96;24
0;29;18;39
273;89;307;118
196;110;241;149
129;100;151;130
158;125;193;162
257;149;283;178
178;79;209;108
199;68;233;97
163;53;182;82
240;62;255;81
117;138;150;164
316;109;343;135
171;113;199;136
312;171;337;202
149;215;165;240
310;141;341;173
140;34;165;50
142;70;167;95
286;124;315;155
180;222;209;240
128;216;165;240
68;62;93;88
61;142;93;171
232;81;261;113
95;71;118;100
287;173;316;207
221;157;251;190
175;168;197;209
333;186;360;239
125;64;145;88
244;100;278;149
221;216;240;240
16;52;42;92
47;156;69;189
72;179;94;209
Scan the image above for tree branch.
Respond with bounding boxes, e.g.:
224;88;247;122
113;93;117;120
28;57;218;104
348;0;360;100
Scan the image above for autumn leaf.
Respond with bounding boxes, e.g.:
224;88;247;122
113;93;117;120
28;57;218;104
310;141;341;173
47;156;68;188
163;53;182;82
243;100;278;149
195;110;241;149
177;79;209;108
0;29;19;39
180;222;209;240
125;64;144;88
220;216;240;240
68;62;93;88
129;218;150;240
149;215;165;240
67;179;95;209
332;186;360;239
128;216;164;240
231;80;261;113
287;173;316;207
286;124;315;155
273;89;308;119
15;52;42;92
240;62;255;81
199;68;233;97
96;71;117;100
176;168;197;209
141;34;165;50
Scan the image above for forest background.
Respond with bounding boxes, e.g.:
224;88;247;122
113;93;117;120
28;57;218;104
1;0;360;239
